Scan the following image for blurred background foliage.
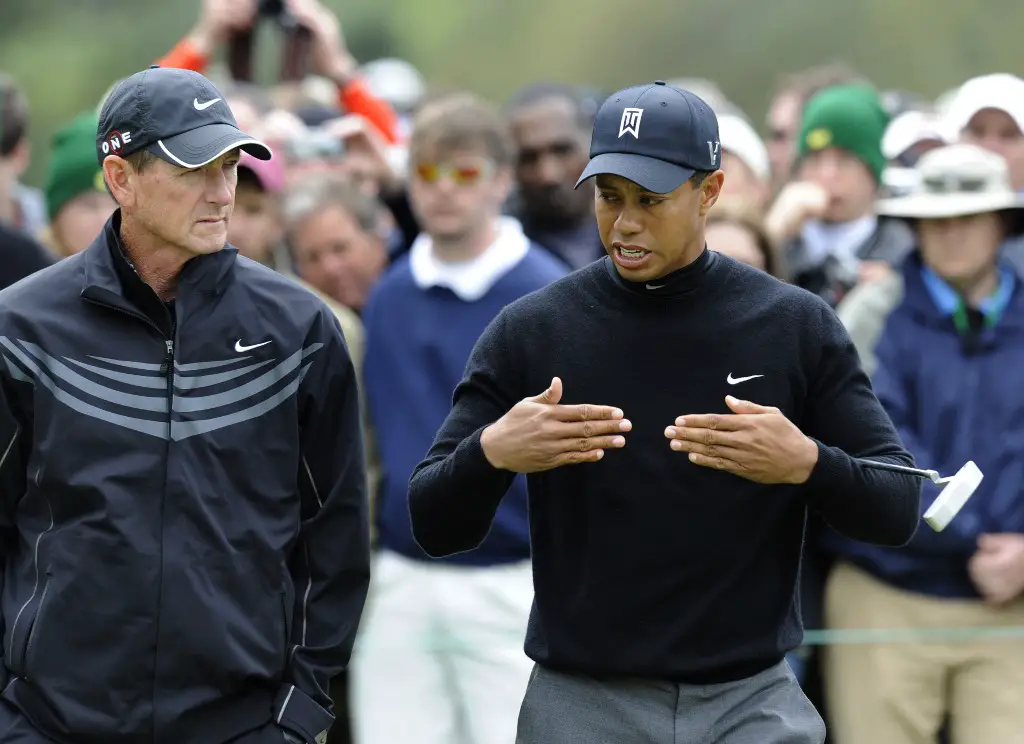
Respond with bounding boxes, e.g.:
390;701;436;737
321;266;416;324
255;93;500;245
3;0;1023;186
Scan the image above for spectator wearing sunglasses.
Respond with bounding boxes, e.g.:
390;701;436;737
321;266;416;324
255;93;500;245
350;92;566;744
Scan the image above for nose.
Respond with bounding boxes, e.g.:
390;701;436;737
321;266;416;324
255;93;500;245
535;153;564;186
613;203;643;236
206;166;235;207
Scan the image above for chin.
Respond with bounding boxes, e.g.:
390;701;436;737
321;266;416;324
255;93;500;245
188;236;227;255
424;216;470;240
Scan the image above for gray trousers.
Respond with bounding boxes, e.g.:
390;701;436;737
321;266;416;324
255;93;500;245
516;660;825;744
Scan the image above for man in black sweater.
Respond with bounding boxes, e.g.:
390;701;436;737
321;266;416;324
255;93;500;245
408;81;921;744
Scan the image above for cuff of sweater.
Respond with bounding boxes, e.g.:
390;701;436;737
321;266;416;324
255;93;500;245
801;439;848;507
458;425;508;483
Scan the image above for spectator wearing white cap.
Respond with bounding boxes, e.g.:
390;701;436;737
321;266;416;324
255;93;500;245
881;110;947;197
943;74;1024;192
717;114;771;211
943;73;1024;274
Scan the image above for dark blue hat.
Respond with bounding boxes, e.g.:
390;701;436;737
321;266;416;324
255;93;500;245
97;66;272;168
575;80;721;194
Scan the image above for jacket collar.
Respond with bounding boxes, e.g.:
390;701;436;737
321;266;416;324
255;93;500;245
899;249;1024;332
80;210;238;330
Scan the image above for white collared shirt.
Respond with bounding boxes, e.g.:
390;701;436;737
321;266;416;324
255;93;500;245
408;217;532;302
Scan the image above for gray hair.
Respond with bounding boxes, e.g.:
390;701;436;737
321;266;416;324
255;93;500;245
282;174;387;239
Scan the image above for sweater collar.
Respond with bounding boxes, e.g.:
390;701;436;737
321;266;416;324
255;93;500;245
603;246;716;299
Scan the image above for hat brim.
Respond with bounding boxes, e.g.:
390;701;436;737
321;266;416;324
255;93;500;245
148;122;272;169
876;192;1024;219
574;152;696;194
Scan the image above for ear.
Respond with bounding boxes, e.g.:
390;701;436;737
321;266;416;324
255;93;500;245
102;155;135;208
699;170;725;216
8;139;30;177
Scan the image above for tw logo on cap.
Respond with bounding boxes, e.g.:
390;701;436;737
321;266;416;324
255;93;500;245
101;130;133;156
618;108;644;139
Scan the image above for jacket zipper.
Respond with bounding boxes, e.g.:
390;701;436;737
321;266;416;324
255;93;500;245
81;293;175;736
153;314;176;737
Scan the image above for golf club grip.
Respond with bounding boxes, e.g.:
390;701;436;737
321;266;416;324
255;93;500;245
856;459;930;479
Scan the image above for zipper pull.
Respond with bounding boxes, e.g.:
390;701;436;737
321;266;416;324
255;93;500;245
161;340;174;376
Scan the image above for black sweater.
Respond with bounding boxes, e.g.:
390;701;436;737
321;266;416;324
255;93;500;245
408;249;920;683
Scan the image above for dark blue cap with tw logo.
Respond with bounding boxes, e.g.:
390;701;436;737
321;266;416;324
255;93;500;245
96;66;272;168
575;80;721;194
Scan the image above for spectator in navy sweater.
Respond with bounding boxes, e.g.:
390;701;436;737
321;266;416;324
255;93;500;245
350;92;567;744
827;144;1024;744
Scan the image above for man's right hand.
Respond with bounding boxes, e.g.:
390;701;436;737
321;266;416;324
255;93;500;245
480;377;630;473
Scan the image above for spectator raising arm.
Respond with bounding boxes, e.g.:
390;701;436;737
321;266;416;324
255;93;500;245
156;0;400;144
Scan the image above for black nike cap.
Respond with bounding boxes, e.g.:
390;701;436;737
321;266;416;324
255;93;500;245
575;80;721;194
97;66;272;168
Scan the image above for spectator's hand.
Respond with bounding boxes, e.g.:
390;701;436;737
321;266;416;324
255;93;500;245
857;260;893;285
479;377;631;473
764;181;829;244
968;533;1024;606
285;0;358;85
666;396;819;485
189;0;257;56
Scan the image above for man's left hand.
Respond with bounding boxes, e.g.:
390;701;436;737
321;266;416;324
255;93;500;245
968;533;1024;606
665;396;819;485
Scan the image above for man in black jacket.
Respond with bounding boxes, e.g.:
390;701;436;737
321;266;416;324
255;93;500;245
408;81;920;744
0;66;369;744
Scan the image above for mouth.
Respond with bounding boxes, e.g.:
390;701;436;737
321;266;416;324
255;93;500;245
197;217;226;225
612;243;653;269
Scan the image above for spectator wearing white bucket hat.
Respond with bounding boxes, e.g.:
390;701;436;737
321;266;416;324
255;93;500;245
827;144;1024;744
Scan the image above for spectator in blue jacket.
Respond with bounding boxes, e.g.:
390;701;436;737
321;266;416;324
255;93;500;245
825;143;1024;744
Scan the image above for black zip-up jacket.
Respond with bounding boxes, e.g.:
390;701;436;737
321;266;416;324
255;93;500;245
0;212;370;744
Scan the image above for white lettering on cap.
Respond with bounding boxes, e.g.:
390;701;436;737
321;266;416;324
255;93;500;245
102;130;133;155
707;140;720;164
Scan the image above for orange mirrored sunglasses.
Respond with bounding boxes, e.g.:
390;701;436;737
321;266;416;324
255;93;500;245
415;160;493;186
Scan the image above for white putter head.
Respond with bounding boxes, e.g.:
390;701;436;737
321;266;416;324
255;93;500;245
922;461;984;532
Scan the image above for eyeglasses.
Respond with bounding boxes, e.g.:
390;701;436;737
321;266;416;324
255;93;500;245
415;160;493;186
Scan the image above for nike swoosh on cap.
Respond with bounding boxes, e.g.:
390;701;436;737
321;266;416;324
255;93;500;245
193;97;222;111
